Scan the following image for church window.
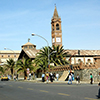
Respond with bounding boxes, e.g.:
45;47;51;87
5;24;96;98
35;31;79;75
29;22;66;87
29;46;32;49
87;59;91;62
14;54;16;57
56;24;59;30
78;59;81;62
24;46;27;49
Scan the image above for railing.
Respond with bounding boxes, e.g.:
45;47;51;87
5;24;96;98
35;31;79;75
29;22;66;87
50;63;98;71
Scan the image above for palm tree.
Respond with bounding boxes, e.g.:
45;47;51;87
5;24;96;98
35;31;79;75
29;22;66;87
34;55;48;72
34;46;49;71
0;66;4;74
50;45;70;66
5;59;15;79
34;45;70;72
16;58;34;80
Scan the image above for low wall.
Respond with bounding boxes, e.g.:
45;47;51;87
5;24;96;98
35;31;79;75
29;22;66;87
51;68;100;82
72;69;100;82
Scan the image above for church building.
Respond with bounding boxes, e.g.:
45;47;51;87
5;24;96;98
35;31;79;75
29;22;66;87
17;6;100;69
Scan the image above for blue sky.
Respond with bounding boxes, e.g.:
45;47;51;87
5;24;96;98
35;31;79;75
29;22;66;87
0;0;100;50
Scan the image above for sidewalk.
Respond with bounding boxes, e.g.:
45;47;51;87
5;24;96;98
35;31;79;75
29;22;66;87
17;78;99;84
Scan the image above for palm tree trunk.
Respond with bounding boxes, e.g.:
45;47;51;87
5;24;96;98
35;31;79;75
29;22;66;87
11;68;13;79
24;71;27;80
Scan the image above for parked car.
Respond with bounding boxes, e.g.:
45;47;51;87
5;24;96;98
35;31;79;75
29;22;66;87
1;77;9;81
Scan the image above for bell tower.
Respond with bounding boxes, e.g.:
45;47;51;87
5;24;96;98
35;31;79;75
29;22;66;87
51;6;62;47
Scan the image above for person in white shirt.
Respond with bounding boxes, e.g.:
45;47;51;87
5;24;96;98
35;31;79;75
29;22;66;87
29;73;31;80
56;72;59;81
68;73;72;84
42;73;45;82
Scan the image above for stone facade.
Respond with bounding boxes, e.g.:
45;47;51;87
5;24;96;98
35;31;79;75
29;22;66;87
74;69;100;82
50;60;100;82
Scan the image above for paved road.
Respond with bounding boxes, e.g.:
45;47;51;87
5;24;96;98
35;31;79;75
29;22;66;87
0;81;99;100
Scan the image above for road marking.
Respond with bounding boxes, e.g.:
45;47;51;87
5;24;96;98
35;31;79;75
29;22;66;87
9;85;12;87
18;86;23;89
85;97;98;100
40;90;48;93
27;88;34;90
58;93;70;96
49;85;80;87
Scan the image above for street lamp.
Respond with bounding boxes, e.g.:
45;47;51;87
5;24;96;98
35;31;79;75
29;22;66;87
31;33;50;68
31;33;57;70
48;51;57;67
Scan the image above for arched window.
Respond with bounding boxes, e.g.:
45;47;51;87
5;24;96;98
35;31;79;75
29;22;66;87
78;59;81;62
14;54;16;57
87;59;91;62
56;24;59;30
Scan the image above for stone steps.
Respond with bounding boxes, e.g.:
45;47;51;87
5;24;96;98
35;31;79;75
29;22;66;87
59;71;69;81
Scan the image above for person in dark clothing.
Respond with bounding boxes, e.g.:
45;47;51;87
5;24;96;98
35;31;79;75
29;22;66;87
42;73;45;82
76;74;80;84
90;73;93;84
96;83;100;98
49;72;53;82
16;74;18;80
31;72;33;80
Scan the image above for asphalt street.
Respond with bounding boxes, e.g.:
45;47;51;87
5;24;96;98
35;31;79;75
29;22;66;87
0;81;99;100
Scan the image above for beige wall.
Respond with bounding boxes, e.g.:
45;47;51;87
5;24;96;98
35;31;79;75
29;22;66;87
0;50;20;63
66;57;94;65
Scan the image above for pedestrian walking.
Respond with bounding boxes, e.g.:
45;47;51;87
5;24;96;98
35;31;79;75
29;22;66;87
96;83;100;98
16;74;18;80
42;73;45;82
14;74;16;81
75;74;80;84
34;72;37;79
56;72;59;81
49;72;53;82
29;73;31;80
31;71;33;80
46;72;49;83
68;73;72;84
72;73;74;81
90;73;93;84
7;74;11;80
53;73;56;81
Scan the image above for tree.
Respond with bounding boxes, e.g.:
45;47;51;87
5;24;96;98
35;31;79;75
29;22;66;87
50;45;70;66
33;45;70;73
34;45;70;71
34;55;48;72
0;66;4;74
34;47;49;72
16;58;34;80
5;59;15;79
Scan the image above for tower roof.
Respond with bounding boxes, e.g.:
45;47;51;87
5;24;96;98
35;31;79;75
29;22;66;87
22;42;35;46
53;6;59;18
